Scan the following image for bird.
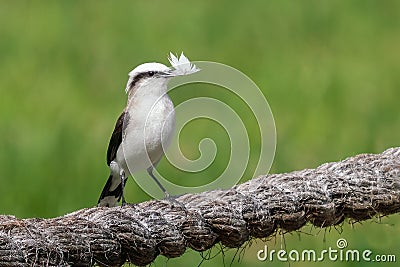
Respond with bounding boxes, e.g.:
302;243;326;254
98;52;200;207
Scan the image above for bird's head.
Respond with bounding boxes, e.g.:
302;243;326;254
125;52;200;94
125;62;174;93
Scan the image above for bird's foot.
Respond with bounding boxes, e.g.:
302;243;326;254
163;192;186;211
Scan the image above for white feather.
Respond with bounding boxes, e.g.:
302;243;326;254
168;52;200;76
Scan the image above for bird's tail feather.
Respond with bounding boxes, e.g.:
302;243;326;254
97;174;127;207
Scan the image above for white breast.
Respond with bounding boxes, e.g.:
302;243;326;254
116;94;175;175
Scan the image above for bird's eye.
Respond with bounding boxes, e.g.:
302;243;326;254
148;71;155;77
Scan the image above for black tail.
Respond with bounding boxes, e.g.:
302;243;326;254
97;174;127;207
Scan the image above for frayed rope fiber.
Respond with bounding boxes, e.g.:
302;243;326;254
1;147;399;266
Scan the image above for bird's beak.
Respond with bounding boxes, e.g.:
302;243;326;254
160;69;176;78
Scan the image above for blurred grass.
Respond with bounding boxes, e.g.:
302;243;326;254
0;1;399;266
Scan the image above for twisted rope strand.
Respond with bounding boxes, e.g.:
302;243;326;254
0;147;399;266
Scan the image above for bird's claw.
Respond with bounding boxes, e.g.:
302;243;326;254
163;193;186;211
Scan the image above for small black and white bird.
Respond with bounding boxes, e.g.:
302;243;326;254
98;52;199;207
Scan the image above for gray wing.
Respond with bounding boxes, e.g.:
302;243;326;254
106;111;126;166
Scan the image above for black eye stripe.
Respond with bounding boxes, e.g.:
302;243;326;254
128;71;160;89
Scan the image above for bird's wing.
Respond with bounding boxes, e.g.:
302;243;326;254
106;111;127;166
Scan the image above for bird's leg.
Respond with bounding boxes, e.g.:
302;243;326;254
120;169;127;206
147;166;169;198
147;166;186;210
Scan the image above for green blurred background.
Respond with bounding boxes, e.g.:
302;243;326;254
0;1;399;266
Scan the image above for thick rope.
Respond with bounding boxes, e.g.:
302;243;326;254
0;147;399;266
